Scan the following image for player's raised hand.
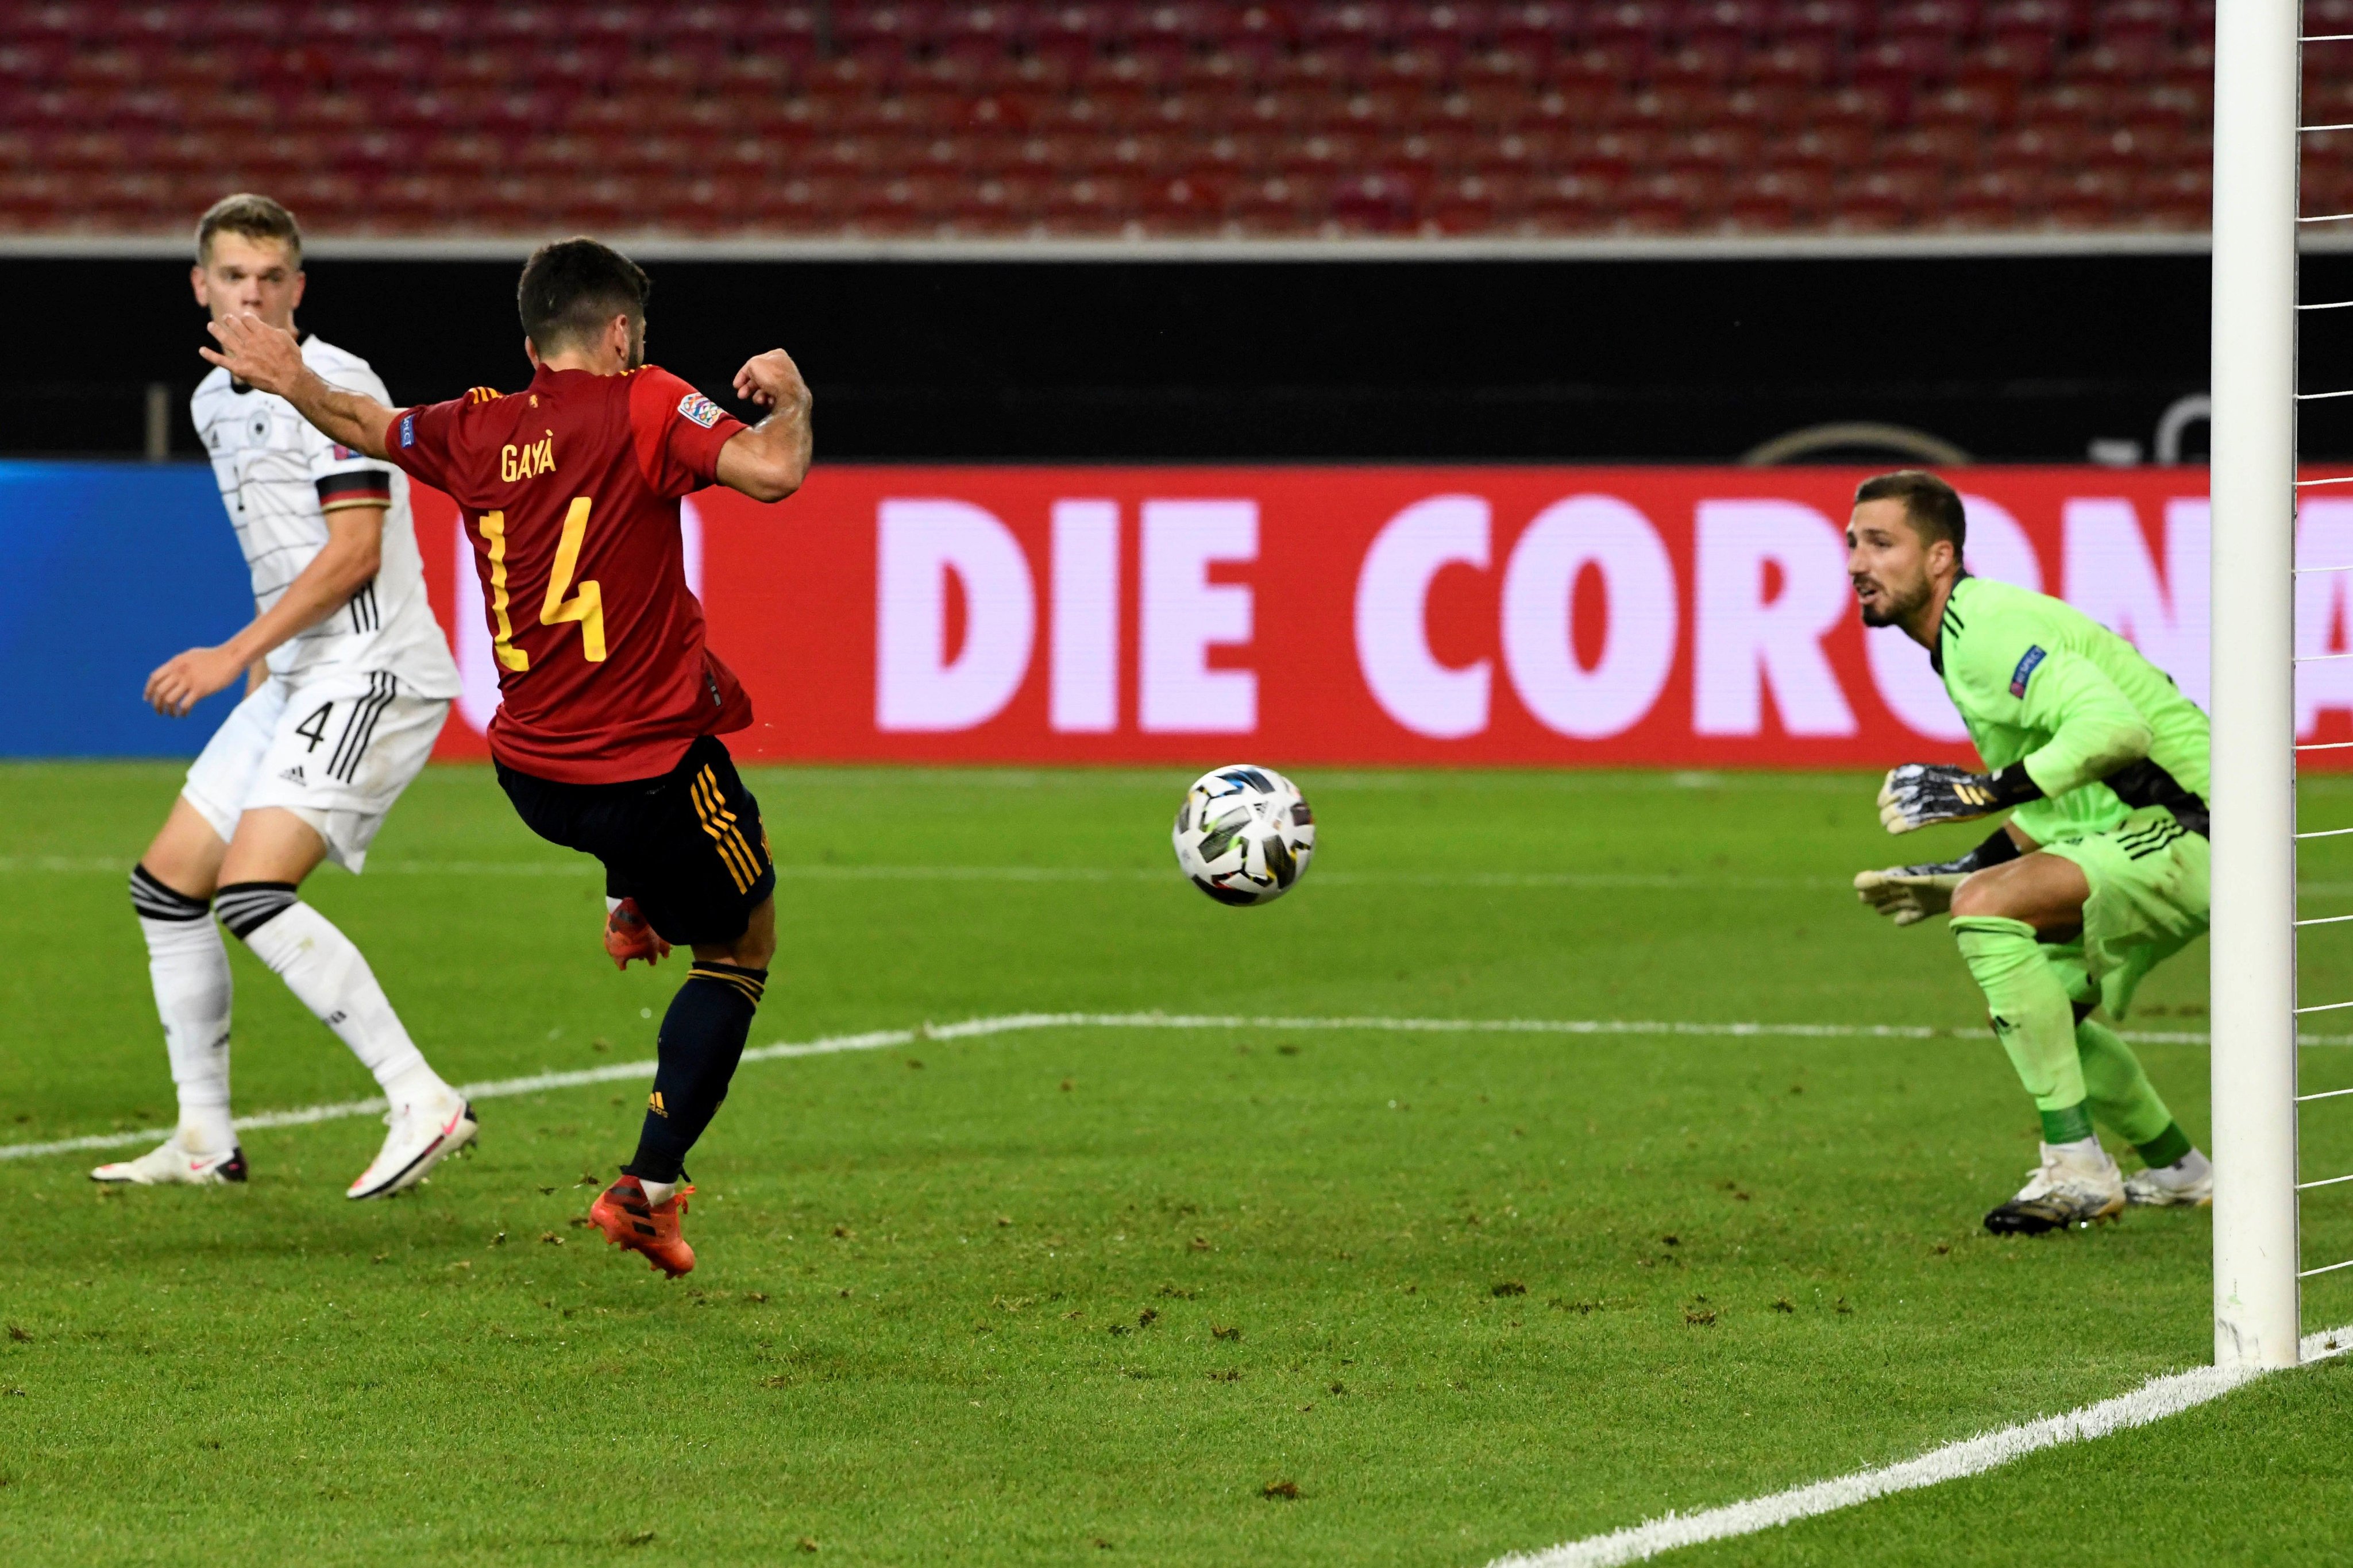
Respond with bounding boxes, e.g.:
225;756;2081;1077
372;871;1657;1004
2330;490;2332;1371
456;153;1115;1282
199;311;305;395
1876;761;2043;833
732;348;810;410
144;644;248;718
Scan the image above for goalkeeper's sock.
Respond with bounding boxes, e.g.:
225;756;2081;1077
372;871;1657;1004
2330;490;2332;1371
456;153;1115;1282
1954;916;2092;1135
622;962;766;1185
2135;1122;2196;1170
2074;1018;2182;1153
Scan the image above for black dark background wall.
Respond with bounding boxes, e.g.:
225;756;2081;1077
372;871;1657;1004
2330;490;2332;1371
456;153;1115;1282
16;251;2347;464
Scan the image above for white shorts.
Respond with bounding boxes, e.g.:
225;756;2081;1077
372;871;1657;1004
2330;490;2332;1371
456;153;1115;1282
182;671;450;872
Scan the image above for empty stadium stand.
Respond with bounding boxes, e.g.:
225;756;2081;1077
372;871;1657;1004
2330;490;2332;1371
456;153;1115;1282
0;1;2284;240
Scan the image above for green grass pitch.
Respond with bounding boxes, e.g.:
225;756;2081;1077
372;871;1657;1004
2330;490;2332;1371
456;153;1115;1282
3;762;2352;1566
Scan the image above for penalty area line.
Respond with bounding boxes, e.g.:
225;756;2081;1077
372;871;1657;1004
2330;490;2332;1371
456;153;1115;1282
5;1008;2346;1165
1486;1324;2353;1568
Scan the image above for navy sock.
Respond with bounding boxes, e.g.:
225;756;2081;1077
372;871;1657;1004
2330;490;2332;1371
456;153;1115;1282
623;961;766;1184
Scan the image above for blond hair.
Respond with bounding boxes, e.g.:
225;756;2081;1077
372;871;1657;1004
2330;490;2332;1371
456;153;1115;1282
195;192;302;266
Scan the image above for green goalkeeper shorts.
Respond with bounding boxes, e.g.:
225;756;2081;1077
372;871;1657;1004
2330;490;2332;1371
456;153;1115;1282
2035;804;2211;1020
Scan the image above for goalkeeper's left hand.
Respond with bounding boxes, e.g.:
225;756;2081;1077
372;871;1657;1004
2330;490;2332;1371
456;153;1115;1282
1854;826;2025;926
1876;762;2042;835
1854;864;1969;926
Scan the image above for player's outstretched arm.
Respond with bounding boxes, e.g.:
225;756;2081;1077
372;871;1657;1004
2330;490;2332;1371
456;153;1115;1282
199;311;402;459
144;504;385;717
715;348;814;503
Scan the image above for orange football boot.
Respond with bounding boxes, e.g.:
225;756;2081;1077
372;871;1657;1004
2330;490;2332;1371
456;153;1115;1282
588;1175;696;1277
603;898;671;970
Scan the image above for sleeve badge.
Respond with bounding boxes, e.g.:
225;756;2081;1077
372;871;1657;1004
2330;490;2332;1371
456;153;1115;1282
677;392;724;429
2009;644;2047;698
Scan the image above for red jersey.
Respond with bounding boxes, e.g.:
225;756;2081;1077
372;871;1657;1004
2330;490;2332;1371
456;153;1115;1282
387;363;753;783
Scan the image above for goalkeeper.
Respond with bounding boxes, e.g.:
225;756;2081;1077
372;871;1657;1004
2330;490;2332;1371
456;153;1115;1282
1847;470;2212;1235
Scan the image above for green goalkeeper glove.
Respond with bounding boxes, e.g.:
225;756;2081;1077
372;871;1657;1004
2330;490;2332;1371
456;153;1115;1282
1876;762;2043;834
1854;828;2022;926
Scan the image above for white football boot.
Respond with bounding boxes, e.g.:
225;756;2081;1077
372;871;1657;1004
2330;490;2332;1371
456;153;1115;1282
1983;1141;2127;1235
91;1131;248;1186
2124;1149;2215;1208
346;1085;477;1200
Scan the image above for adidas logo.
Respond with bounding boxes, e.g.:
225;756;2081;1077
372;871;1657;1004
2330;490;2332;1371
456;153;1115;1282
278;764;306;784
648;1090;668;1119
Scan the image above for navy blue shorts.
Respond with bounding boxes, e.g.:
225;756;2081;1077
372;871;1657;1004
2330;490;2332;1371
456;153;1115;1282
498;735;776;948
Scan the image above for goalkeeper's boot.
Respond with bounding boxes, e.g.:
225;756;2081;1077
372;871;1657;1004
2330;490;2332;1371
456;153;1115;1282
346;1084;476;1200
91;1131;246;1186
2124;1149;2214;1208
604;897;671;970
1984;1142;2126;1235
588;1175;696;1277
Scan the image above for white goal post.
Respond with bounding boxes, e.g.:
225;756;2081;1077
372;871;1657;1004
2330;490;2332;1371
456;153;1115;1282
2209;0;2303;1370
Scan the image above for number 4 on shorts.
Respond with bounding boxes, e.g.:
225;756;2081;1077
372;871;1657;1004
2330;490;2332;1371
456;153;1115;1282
293;702;333;752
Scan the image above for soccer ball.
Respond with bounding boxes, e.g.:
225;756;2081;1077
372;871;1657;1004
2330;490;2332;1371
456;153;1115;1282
1171;764;1316;906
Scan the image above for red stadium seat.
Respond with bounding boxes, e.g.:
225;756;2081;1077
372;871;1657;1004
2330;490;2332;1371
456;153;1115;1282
1692;121;1769;166
1621;168;1722;230
1490;0;1575;55
650;175;761;237
1568;127;1655;182
1854;162;1945;210
1419;178;1501;235
1724;168;1816;230
1915;77;2020;127
848;172;954;237
1132;169;1228;228
1681;0;1772;41
1853;35;1957;92
1883;122;1979;173
1326;169;1419;231
1653;40;1744;87
1400;2;1495;62
1466;123;1563;176
1747;37;1838;89
1271;127;1368;177
1510;173;1607;233
1031;1;1118;68
1770;0;1870;48
1687;83;1774;136
1184;127;1274;176
1223;168;1322;229
746;172;855;231
2021;76;2128;121
1037;170;1136;230
1827;180;1916;230
1366;44;1450;90
1960;34;2059;83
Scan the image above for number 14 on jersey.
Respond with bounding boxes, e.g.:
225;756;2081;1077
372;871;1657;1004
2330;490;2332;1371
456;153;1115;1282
477;497;606;673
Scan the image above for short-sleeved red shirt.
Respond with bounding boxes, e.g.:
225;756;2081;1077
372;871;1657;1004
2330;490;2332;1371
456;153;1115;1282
387;362;753;783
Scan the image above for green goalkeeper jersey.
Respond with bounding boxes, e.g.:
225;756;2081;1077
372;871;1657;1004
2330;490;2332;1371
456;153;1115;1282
1934;575;2211;844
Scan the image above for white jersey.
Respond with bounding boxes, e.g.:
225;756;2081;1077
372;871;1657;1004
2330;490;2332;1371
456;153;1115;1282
192;335;461;699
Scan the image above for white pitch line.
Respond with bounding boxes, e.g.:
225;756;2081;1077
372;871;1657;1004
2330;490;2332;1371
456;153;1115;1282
12;1008;2353;1165
0;853;1841;892
1488;1324;2353;1568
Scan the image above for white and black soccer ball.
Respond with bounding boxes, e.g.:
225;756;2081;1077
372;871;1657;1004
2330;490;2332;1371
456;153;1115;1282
1171;764;1316;906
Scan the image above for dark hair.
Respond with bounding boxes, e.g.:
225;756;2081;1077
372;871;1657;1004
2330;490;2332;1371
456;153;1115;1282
517;237;650;354
196;192;301;265
1854;469;1966;557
